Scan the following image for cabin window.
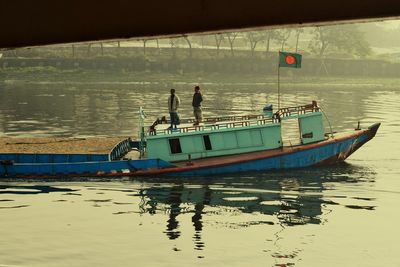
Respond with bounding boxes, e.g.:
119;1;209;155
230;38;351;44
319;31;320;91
169;138;182;154
302;132;313;139
203;135;212;150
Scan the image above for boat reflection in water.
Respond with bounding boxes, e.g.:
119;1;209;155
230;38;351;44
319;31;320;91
0;162;377;265
136;162;376;250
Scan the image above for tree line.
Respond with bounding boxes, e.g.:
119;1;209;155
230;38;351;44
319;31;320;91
2;24;372;60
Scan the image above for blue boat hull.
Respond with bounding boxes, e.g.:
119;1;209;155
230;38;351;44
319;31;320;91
0;123;380;178
172;130;371;176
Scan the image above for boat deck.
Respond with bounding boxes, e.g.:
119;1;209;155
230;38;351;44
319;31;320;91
0;137;126;154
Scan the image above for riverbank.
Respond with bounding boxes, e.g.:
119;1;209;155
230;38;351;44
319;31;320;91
2;51;400;79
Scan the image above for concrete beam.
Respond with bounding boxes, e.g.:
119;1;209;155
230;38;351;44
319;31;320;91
1;0;399;48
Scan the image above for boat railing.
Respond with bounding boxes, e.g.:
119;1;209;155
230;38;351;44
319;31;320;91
275;101;320;120
150;114;266;127
147;102;320;136
148;115;279;136
109;138;132;161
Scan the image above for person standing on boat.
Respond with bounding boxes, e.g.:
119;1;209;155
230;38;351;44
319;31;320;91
168;88;180;129
192;85;203;125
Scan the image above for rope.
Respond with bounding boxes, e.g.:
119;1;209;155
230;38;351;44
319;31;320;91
319;105;334;138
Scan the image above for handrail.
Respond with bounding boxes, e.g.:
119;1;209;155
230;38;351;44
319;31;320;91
148;116;279;136
153;114;266;126
274;101;320;120
147;101;321;136
109;138;132;161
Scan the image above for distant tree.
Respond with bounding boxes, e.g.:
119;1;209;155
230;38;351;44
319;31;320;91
214;34;225;56
225;32;239;56
86;43;104;56
274;29;292;51
142;39;149;55
309;27;334;57
169;38;178;57
245;31;265;56
87;43;92;56
339;25;371;57
294;28;305;52
117;41;121;56
183;35;193;58
358;21;399;49
199;35;205;48
155;39;161;55
264;30;276;54
309;25;371;58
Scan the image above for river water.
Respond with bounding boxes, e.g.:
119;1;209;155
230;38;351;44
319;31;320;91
0;78;399;266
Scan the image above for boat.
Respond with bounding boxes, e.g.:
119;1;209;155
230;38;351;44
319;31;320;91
0;100;380;178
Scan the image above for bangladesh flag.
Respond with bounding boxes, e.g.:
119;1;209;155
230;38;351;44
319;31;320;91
279;51;302;68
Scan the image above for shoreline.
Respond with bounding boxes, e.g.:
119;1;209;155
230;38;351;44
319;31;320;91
1;71;399;88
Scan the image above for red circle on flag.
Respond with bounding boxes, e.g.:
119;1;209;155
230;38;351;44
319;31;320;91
285;55;295;65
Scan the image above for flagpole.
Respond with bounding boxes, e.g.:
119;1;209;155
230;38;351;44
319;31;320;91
277;51;302;112
278;56;280;110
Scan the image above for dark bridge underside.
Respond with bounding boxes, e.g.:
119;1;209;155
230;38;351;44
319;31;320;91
1;0;400;49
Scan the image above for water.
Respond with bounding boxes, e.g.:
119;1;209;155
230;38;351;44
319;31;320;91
1;79;400;266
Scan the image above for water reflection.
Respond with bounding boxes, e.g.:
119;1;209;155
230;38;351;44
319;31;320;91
0;163;378;267
135;163;376;250
0;184;76;195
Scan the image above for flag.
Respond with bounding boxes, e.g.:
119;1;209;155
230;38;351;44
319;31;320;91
279;51;302;68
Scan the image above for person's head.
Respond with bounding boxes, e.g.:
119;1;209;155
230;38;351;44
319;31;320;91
170;88;175;95
194;86;200;92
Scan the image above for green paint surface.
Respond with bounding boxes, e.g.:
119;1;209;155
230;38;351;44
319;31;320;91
146;123;282;162
298;112;325;144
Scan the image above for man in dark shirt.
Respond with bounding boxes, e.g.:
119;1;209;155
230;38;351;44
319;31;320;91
192;85;203;125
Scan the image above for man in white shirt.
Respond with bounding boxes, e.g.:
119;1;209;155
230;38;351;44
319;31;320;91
167;88;180;129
